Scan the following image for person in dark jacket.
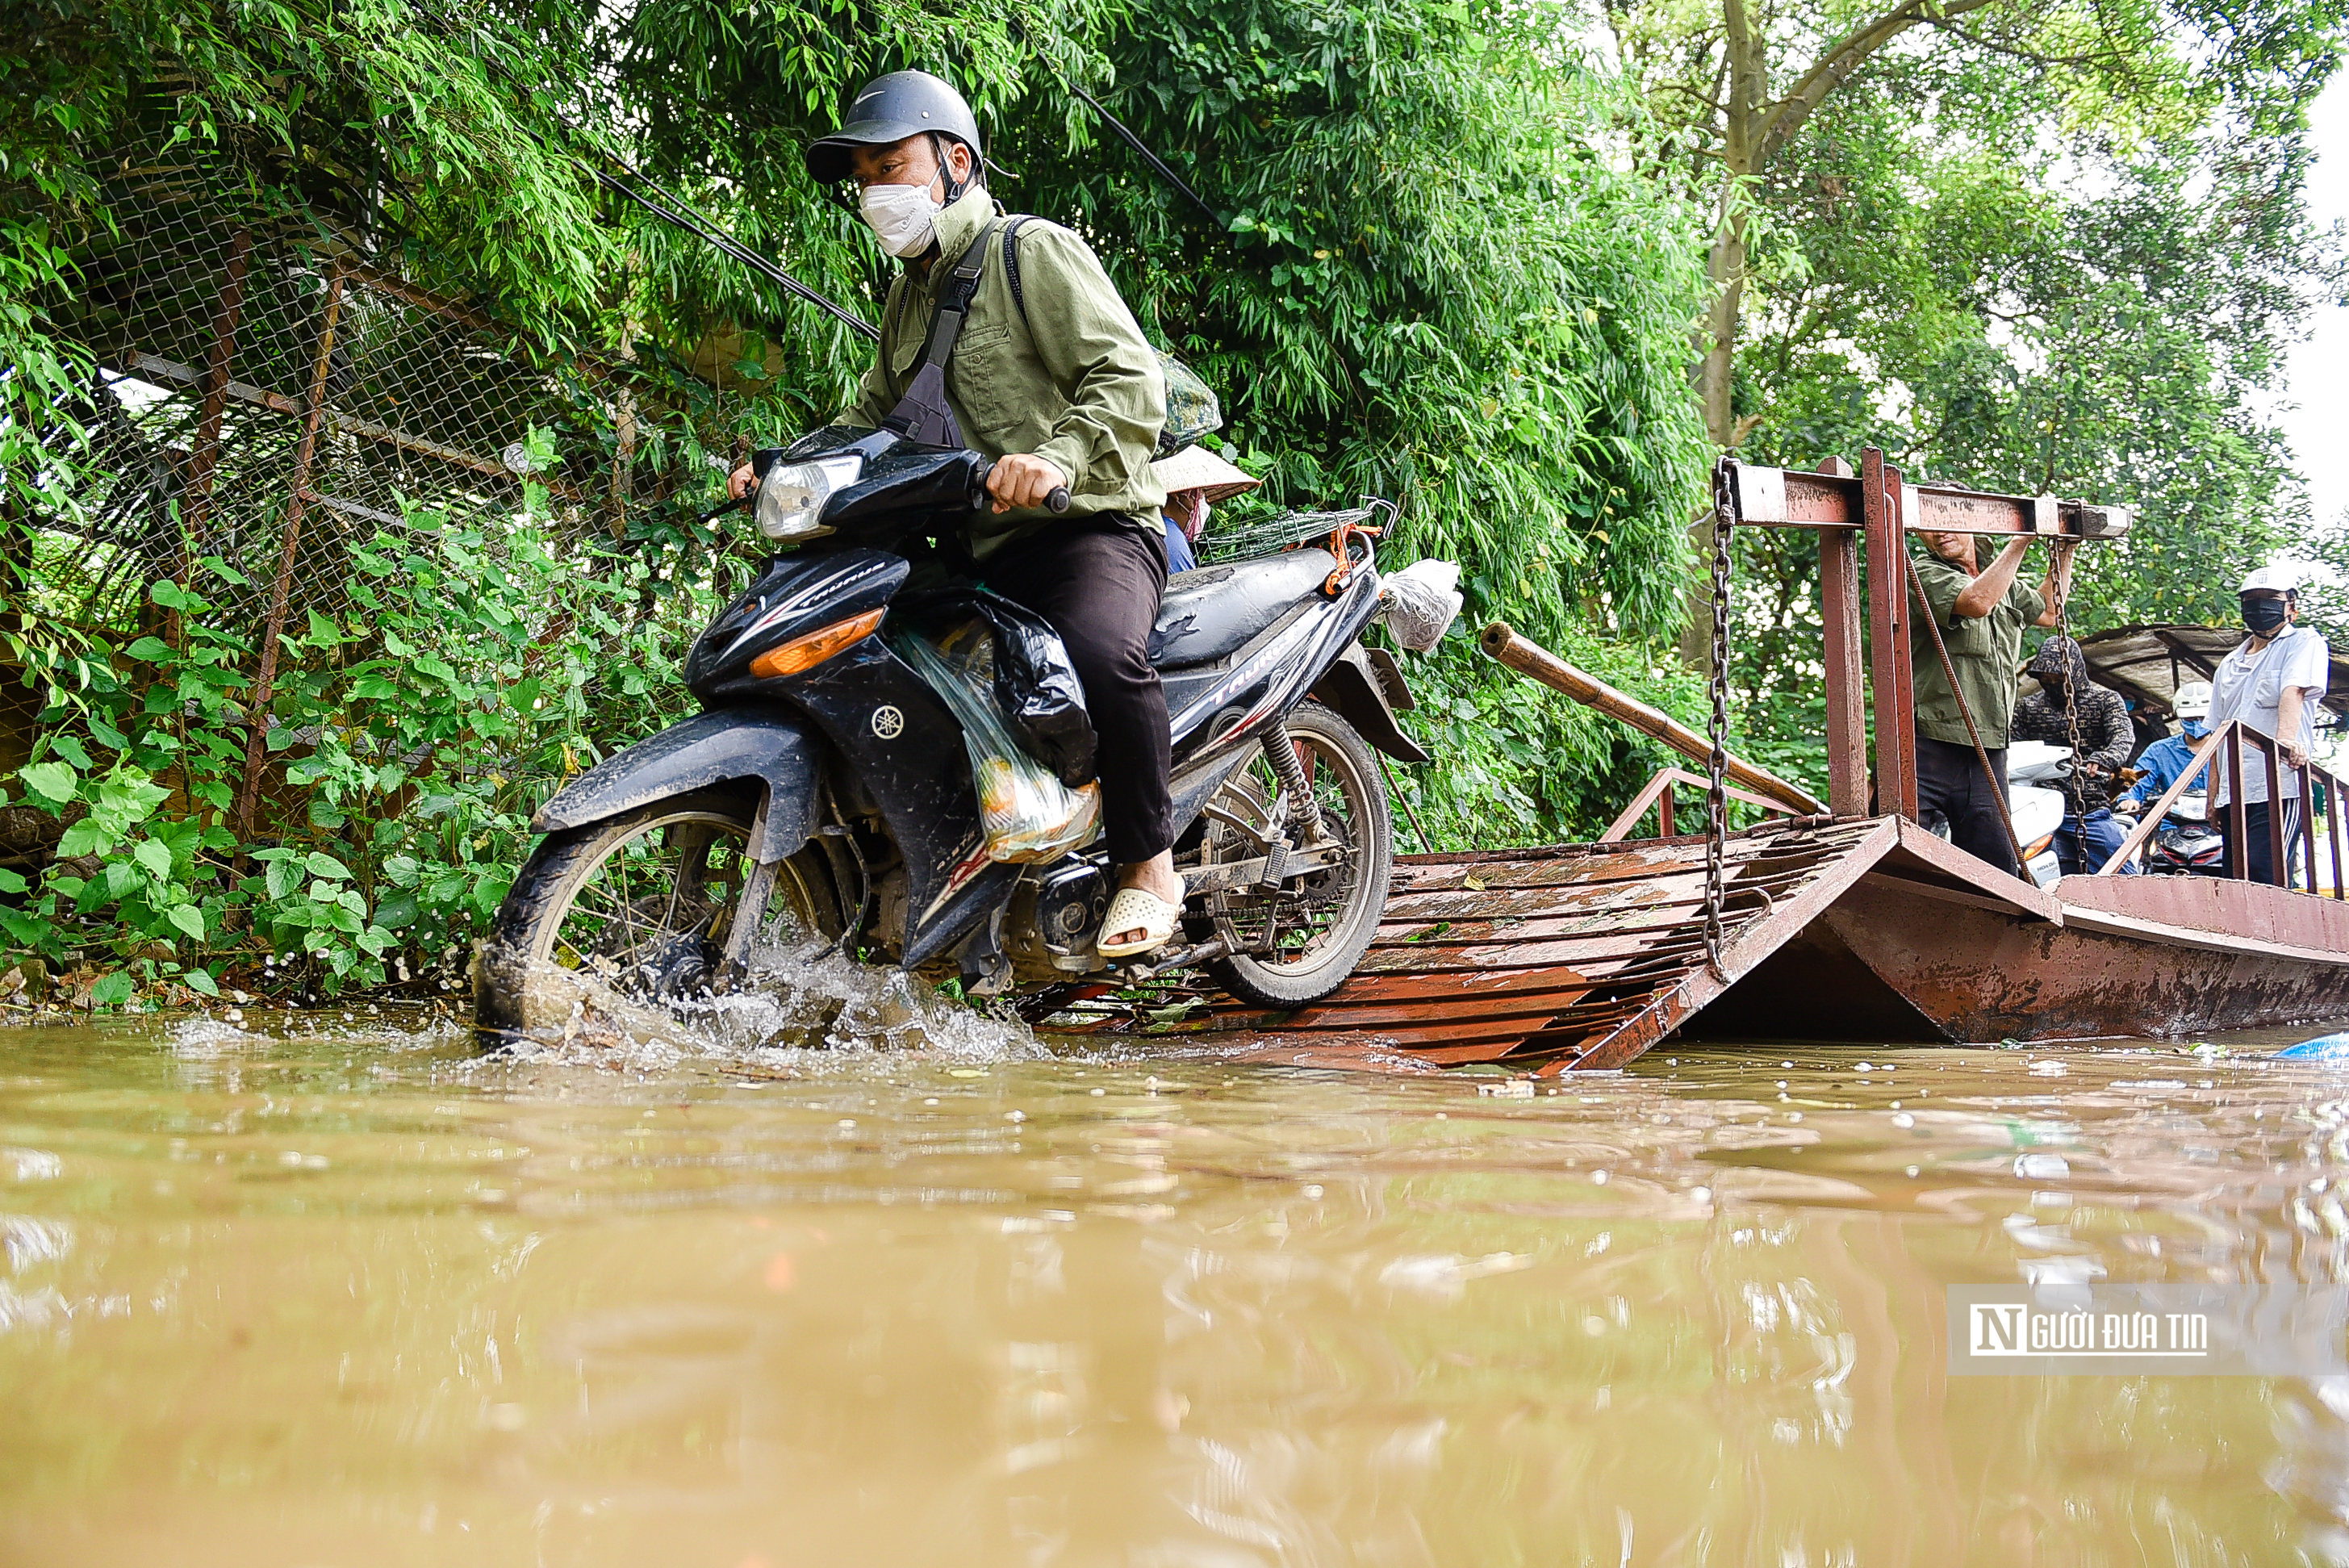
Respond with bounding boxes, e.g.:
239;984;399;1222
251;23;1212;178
2011;635;2136;873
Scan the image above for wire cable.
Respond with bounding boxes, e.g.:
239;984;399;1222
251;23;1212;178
408;2;879;341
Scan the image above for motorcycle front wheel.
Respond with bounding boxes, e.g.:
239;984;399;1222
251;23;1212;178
474;786;845;1043
1189;702;1394;1008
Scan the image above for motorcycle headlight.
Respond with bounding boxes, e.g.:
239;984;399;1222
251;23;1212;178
755;454;863;541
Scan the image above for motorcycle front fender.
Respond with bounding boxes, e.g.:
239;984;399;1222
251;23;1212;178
533;707;820;864
1310;644;1431;765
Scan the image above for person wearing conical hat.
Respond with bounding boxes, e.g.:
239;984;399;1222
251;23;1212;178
1149;445;1259;573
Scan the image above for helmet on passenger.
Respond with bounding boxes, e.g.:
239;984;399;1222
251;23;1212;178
2173;680;2213;721
806;70;984;196
2239;564;2302;596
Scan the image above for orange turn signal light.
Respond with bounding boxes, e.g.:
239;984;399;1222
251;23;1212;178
749;608;884;679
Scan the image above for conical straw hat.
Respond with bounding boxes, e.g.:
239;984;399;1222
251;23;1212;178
1151;444;1260;503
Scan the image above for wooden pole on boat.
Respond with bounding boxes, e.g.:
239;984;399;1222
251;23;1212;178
1478;623;1828;816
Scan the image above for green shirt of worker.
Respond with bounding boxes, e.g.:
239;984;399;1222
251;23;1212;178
842;185;1166;564
1908;532;2066;748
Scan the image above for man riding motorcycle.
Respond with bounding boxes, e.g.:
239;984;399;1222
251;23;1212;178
729;70;1182;957
2117;680;2213;817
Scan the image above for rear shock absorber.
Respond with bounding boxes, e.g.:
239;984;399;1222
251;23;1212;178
1262;720;1328;847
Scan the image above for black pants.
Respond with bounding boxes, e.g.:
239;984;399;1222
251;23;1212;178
2222;797;2304;887
988;521;1172;864
1916;734;2017;877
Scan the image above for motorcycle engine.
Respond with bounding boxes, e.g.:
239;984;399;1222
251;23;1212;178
1005;859;1110;976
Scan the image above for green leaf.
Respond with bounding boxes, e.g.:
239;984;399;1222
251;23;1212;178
19;761;77;803
166;905;206;940
57;820;109;857
304;851;352;880
132;838;173;880
183;968;220;997
88;972;134;1006
49;736;91;770
126;636;173;661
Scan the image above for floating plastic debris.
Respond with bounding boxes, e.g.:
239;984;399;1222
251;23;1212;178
2276;1032;2349;1061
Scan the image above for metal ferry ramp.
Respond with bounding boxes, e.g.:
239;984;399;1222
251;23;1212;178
1055;813;2079;1073
1055;450;2349;1069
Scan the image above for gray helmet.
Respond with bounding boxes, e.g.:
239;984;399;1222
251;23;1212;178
806;70;984;186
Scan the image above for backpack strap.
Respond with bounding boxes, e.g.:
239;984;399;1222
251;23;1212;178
1000;216;1039;331
880;220;1001;447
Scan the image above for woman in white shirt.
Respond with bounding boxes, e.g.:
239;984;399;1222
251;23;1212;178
2206;565;2331;886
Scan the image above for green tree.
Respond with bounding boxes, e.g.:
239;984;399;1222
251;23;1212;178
1632;8;2347;780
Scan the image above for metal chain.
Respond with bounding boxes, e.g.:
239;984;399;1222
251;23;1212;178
1704;464;1735;972
2053;541;2086;826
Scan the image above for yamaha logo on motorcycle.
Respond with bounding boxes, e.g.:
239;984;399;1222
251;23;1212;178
474;424;1443;1047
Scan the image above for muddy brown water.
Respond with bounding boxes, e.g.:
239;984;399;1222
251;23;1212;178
6;993;2349;1565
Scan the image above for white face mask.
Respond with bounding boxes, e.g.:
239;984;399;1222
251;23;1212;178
859;180;943;258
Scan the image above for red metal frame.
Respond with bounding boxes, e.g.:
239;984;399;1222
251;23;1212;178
1813;457;1868;815
2095;717;2344;897
1724;449;2125;838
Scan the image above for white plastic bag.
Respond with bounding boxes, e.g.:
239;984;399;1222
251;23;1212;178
1376;558;1464;653
894;624;1101;864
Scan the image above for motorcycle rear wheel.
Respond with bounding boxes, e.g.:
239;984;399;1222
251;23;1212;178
474;787;843;1043
1189;702;1394;1009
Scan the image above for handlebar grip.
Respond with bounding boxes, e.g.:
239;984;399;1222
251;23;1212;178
699;493;753;527
972;459;1073;514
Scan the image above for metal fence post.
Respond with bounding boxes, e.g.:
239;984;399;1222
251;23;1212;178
1813;456;1868;816
178;227;253;634
235;261;346;840
1861;448;1917;820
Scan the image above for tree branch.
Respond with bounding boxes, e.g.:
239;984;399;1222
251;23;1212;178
1921;15;2124;69
1753;0;2001;166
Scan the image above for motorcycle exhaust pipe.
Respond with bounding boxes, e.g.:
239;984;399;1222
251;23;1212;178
1118;938;1228;983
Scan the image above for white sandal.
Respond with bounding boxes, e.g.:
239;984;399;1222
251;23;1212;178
1097;886;1182;959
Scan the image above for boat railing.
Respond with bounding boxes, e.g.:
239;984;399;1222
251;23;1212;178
1596;765;1796;842
2094;718;2344;894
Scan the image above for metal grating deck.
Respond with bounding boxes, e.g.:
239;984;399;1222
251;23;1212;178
1051;816;1892;1072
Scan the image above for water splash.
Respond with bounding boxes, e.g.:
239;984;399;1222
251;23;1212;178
494;939;1041;1076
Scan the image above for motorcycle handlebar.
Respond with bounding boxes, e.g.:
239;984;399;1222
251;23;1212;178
975;458;1072;514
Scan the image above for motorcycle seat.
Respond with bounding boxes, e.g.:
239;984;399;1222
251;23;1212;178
1149;549;1338;669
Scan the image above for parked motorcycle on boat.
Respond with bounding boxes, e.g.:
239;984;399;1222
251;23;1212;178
474;425;1433;1043
2004;741;2069;889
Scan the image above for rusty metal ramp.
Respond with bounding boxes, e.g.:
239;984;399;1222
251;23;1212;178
1051;814;2055;1072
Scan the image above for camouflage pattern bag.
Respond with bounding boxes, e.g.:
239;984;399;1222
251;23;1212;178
1155;352;1222;458
997;218;1223;459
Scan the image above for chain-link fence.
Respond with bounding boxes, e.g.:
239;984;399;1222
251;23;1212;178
43;166;646;634
8;144;764;834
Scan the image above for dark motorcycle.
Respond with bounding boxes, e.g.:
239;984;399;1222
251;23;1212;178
2148;790;2226;876
473;424;1428;1043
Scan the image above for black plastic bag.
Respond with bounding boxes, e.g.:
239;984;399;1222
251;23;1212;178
895;588;1097;788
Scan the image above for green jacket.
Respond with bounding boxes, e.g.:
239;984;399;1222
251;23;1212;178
1909;546;2046;749
844;186;1167;562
